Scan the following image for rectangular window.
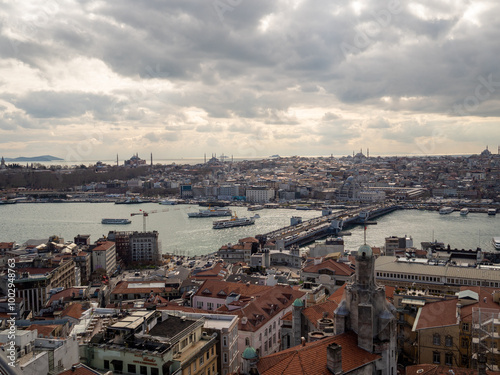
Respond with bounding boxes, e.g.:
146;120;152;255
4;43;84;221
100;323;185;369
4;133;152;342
445;336;453;347
433;335;441;346
223;335;227;346
224;353;228;363
462;323;469;331
104;360;109;369
445;353;453;366
461;355;468;366
128;364;136;373
433;352;440;364
140;366;147;375
461;338;468;348
200;356;204;366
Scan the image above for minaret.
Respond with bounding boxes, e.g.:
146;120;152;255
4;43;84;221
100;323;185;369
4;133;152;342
116;154;119;166
151;153;153;168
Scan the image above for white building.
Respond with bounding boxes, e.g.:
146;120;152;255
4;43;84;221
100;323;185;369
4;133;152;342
246;187;275;203
92;241;117;275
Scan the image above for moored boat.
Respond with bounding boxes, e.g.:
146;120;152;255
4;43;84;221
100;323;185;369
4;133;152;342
460;208;469;216
188;207;232;218
488;208;497;216
493;237;500;250
439;207;454;214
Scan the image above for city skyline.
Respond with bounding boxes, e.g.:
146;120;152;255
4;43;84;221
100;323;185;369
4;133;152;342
1;1;500;161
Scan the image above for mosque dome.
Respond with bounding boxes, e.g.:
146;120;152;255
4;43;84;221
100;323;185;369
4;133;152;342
292;298;304;307
357;244;373;258
242;346;258;359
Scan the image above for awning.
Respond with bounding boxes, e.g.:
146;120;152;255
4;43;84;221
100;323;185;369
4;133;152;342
401;298;425;306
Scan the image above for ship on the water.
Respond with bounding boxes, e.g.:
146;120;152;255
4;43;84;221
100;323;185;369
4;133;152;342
493;237;500;250
101;218;132;224
488;208;497;216
188;207;232;218
439;207;454;214
460;208;469;216
212;214;258;229
115;197;152;204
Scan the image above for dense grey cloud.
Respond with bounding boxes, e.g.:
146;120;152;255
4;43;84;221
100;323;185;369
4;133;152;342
1;0;500;158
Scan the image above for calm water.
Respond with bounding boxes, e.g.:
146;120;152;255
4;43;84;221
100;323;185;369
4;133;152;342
0;204;498;255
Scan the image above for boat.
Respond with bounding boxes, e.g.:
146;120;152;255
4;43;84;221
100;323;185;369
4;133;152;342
101;218;132;224
493;237;500;250
488;208;497;216
439;207;454;214
115;197;152;204
460;208;469;216
188;207;232;218
248;205;264;211
159;199;178;205
212;214;258;229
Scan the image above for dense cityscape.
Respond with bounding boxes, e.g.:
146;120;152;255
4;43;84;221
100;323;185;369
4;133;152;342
1;149;500;374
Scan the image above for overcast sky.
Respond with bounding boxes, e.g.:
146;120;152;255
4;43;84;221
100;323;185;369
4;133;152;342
1;0;500;161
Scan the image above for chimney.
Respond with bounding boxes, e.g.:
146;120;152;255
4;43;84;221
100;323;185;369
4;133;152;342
456;303;462;323
327;343;342;374
301;337;306;346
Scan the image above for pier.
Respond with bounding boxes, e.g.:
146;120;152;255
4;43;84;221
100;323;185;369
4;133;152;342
257;204;401;249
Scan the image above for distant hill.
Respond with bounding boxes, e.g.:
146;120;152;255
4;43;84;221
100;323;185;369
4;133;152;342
4;155;64;162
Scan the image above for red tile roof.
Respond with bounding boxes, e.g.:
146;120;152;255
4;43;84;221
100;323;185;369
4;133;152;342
191;263;228;281
58;363;102;375
93;241;115;251
61;303;85;320
302;300;339;327
25;324;60;337
302;258;354;276
257;331;380;375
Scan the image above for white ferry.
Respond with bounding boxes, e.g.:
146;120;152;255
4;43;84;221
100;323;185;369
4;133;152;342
460;208;469;216
159;199;178;205
439;207;454;214
101;218;132;224
188;207;232;218
493;237;500;250
212;214;257;229
488;208;497;216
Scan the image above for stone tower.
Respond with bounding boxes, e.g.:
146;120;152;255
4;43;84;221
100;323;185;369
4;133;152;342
334;243;397;374
292;298;304;347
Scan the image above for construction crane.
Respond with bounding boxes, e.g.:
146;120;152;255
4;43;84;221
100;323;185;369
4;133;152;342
130;208;170;232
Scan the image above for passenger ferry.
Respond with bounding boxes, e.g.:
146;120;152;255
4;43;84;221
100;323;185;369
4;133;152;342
439;207;454;214
488;208;497;216
492;237;500;250
101;218;132;224
188;207;232;218
460;208;469;216
212;214;257;229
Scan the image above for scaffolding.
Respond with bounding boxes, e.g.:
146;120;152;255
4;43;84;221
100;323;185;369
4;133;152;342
472;307;500;371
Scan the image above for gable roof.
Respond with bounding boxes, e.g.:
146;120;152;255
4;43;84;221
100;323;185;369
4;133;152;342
302;259;354;276
256;331;380;375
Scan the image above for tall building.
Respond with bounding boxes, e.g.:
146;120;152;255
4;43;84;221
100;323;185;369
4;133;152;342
334;243;397;374
129;231;160;265
91;241;117;276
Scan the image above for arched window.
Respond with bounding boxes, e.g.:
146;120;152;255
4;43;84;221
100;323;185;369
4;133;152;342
245;337;250;346
445;335;453;347
433;334;441;346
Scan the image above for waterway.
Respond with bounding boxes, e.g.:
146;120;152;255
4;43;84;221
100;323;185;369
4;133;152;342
0;204;499;255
